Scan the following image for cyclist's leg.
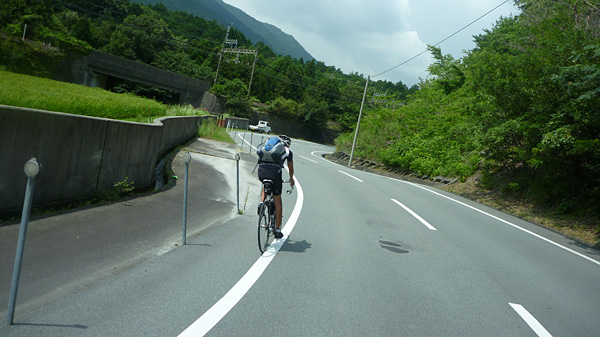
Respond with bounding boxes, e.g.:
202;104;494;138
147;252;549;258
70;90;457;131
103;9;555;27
258;178;265;202
272;171;283;230
274;194;282;229
257;166;270;214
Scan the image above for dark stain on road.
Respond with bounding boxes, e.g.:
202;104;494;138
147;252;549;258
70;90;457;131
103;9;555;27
379;240;409;254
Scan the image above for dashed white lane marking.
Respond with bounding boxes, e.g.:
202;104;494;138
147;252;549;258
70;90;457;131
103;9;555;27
391;199;437;231
338;170;364;183
299;155;318;164
509;303;553;337
178;170;304;337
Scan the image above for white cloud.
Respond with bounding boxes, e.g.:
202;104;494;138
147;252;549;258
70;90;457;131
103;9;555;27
223;0;518;85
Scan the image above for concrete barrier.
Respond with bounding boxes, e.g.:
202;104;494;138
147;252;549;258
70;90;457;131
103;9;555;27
225;117;249;130
0;105;208;213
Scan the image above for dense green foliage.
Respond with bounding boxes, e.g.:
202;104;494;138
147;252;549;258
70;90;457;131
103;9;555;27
338;0;600;219
0;0;415;132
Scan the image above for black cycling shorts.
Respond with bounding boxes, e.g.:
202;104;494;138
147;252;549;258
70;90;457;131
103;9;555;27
258;164;283;196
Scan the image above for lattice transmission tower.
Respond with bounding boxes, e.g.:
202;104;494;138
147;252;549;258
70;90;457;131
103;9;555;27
213;25;258;98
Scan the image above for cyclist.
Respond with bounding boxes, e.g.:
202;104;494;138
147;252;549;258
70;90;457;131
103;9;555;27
257;135;295;239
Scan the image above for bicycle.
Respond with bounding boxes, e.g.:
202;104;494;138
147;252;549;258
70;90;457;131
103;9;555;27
257;180;293;253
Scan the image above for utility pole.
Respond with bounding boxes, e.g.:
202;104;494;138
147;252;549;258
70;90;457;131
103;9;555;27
247;46;259;98
214;24;258;94
349;75;370;167
214;24;237;86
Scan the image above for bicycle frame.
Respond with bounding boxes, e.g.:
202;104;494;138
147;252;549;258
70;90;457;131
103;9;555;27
257;180;294;253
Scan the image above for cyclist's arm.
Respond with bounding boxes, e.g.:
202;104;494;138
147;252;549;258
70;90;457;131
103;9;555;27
287;159;295;186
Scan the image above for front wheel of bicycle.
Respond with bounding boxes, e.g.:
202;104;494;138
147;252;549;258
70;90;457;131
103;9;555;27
257;202;272;253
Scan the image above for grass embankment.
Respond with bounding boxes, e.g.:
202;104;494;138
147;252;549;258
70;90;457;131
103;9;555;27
0;70;168;118
0;70;232;142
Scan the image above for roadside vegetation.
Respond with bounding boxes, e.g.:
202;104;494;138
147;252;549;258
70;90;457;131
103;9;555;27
198;119;234;143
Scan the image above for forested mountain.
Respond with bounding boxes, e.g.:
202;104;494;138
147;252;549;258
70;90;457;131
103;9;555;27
131;0;314;61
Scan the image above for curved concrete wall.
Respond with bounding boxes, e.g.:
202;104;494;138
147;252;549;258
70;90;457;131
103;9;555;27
0;105;206;212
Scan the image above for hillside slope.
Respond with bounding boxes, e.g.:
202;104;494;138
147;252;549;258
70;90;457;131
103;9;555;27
133;0;314;60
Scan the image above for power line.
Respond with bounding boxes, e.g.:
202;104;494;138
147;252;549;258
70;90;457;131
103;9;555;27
371;0;510;79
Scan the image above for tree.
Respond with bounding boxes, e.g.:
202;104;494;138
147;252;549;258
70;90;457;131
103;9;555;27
267;96;298;119
426;46;465;95
300;94;329;128
103;7;175;64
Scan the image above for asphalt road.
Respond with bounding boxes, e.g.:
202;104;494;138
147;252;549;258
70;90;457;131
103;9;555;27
1;133;599;336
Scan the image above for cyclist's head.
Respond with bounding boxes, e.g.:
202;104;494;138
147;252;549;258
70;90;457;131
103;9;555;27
279;135;291;147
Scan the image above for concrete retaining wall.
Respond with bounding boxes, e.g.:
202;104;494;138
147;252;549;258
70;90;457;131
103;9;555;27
0;105;207;212
199;92;227;114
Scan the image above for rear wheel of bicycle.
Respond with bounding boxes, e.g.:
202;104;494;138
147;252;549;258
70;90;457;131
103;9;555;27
257;202;272;253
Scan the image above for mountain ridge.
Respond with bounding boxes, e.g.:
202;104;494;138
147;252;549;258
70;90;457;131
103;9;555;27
133;0;314;61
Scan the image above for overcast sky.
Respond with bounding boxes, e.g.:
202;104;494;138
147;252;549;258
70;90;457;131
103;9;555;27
222;0;519;86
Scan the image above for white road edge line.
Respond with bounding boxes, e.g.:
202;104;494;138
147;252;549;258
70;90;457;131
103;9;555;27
403;182;600;267
338;170;364;182
299;155;318;164
311;150;331;160
392;199;437;231
237;133;257;150
311;150;340;164
509;303;553;337
178;169;303;337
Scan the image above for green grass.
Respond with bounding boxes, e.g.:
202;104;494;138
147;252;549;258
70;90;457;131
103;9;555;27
198;119;235;143
0;71;235;145
0;70;168;118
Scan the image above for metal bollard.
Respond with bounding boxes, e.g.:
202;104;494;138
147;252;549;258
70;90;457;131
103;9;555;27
249;133;254;153
7;158;41;326
235;154;241;214
182;152;192;245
